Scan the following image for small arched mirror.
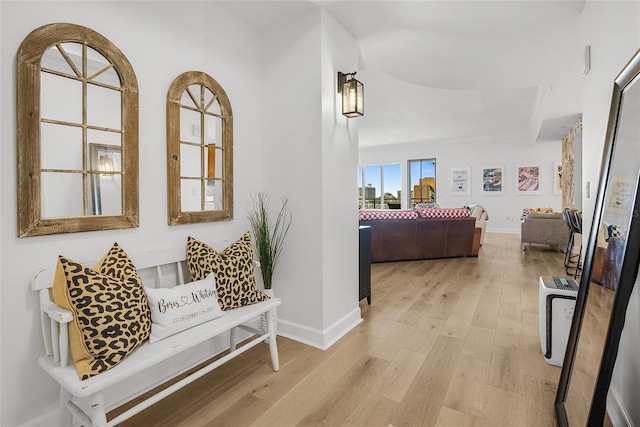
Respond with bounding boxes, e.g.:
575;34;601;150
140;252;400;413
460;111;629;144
166;71;233;225
17;23;139;237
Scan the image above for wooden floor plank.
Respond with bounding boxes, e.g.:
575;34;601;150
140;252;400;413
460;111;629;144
442;355;490;417
342;392;399;427
390;335;465;427
370;348;427;402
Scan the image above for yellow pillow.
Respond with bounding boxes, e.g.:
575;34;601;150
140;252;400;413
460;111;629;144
186;233;270;310
52;243;151;380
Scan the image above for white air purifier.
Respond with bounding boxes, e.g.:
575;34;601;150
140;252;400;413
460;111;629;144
539;275;578;366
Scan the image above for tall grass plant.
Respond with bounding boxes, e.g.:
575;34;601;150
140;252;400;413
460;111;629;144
247;192;292;290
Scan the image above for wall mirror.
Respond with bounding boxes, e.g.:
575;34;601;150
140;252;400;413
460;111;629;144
17;23;139;237
555;49;640;426
166;71;233;225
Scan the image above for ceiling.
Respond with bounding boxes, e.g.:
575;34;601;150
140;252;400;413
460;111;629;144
217;0;586;148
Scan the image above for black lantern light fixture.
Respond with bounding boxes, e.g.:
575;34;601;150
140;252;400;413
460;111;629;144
338;71;364;118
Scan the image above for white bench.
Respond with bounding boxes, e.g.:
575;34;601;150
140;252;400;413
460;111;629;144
31;246;280;427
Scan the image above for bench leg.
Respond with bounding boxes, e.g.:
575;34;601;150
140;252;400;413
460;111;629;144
88;393;108;427
265;310;279;371
59;387;73;426
230;327;238;352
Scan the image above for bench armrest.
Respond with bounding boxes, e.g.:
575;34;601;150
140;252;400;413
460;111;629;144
44;302;73;324
40;300;73;366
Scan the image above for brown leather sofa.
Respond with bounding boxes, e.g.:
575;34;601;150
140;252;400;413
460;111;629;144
359;217;477;262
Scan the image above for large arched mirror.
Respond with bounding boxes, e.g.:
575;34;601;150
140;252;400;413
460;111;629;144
166;71;233;225
17;23;139;237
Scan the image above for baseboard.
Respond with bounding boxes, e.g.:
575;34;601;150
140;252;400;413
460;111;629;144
607;385;634;427
277;307;362;350
18;407;58;427
486;228;520;234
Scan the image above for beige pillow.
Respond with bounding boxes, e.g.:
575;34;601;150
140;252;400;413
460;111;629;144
145;274;224;343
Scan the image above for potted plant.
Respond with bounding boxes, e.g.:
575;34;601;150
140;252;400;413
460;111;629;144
247;192;292;335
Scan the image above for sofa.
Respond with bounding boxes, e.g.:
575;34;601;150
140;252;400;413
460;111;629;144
468;204;488;245
359;208;479;262
520;211;570;251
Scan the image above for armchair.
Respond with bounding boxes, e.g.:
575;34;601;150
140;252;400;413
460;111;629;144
520;212;570;251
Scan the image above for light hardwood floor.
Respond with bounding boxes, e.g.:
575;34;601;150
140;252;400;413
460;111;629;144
116;232;568;427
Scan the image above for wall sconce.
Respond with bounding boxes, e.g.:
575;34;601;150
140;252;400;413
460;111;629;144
338;71;364;118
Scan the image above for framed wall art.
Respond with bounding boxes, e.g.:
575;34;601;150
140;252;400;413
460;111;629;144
516;165;540;195
554;161;563;195
450;166;471;196
481;166;503;195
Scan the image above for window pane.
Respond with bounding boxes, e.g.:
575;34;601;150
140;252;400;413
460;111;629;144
41;172;83;218
181;143;201;178
409;159;436;206
181;179;202;212
87;83;121;129
364;165;381;209
86;46;120;87
205;180;223;211
41;44;78;77
41;123;83;170
383;164;401;208
180;107;201;144
88;172;122;215
41;72;82;123
357;166;364;208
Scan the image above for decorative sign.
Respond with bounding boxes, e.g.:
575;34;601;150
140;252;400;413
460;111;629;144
450;167;471;196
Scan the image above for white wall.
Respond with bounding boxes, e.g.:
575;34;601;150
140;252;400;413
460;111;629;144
260;7;361;348
1;2;266;425
319;10;362;345
578;2;640;425
0;2;3;423
260;7;324;342
360;138;562;233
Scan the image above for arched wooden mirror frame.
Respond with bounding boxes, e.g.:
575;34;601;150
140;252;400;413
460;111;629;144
16;23;139;237
166;71;233;225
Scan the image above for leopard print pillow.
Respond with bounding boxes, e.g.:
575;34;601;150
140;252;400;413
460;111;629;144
52;243;151;380
186;233;270;311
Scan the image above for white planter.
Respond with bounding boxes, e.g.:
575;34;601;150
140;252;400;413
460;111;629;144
261;288;278;342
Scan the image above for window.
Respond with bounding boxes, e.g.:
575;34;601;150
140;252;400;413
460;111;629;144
408;159;436;207
358;163;401;209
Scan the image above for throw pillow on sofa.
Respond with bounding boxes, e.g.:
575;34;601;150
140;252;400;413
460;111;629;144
416;207;471;218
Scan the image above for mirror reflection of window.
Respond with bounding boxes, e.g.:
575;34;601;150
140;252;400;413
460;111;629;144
167;71;233;225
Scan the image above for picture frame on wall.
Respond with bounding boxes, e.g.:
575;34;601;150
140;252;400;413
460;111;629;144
481;166;503;195
554;161;563;195
516;165;540;195
450;166;471;196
